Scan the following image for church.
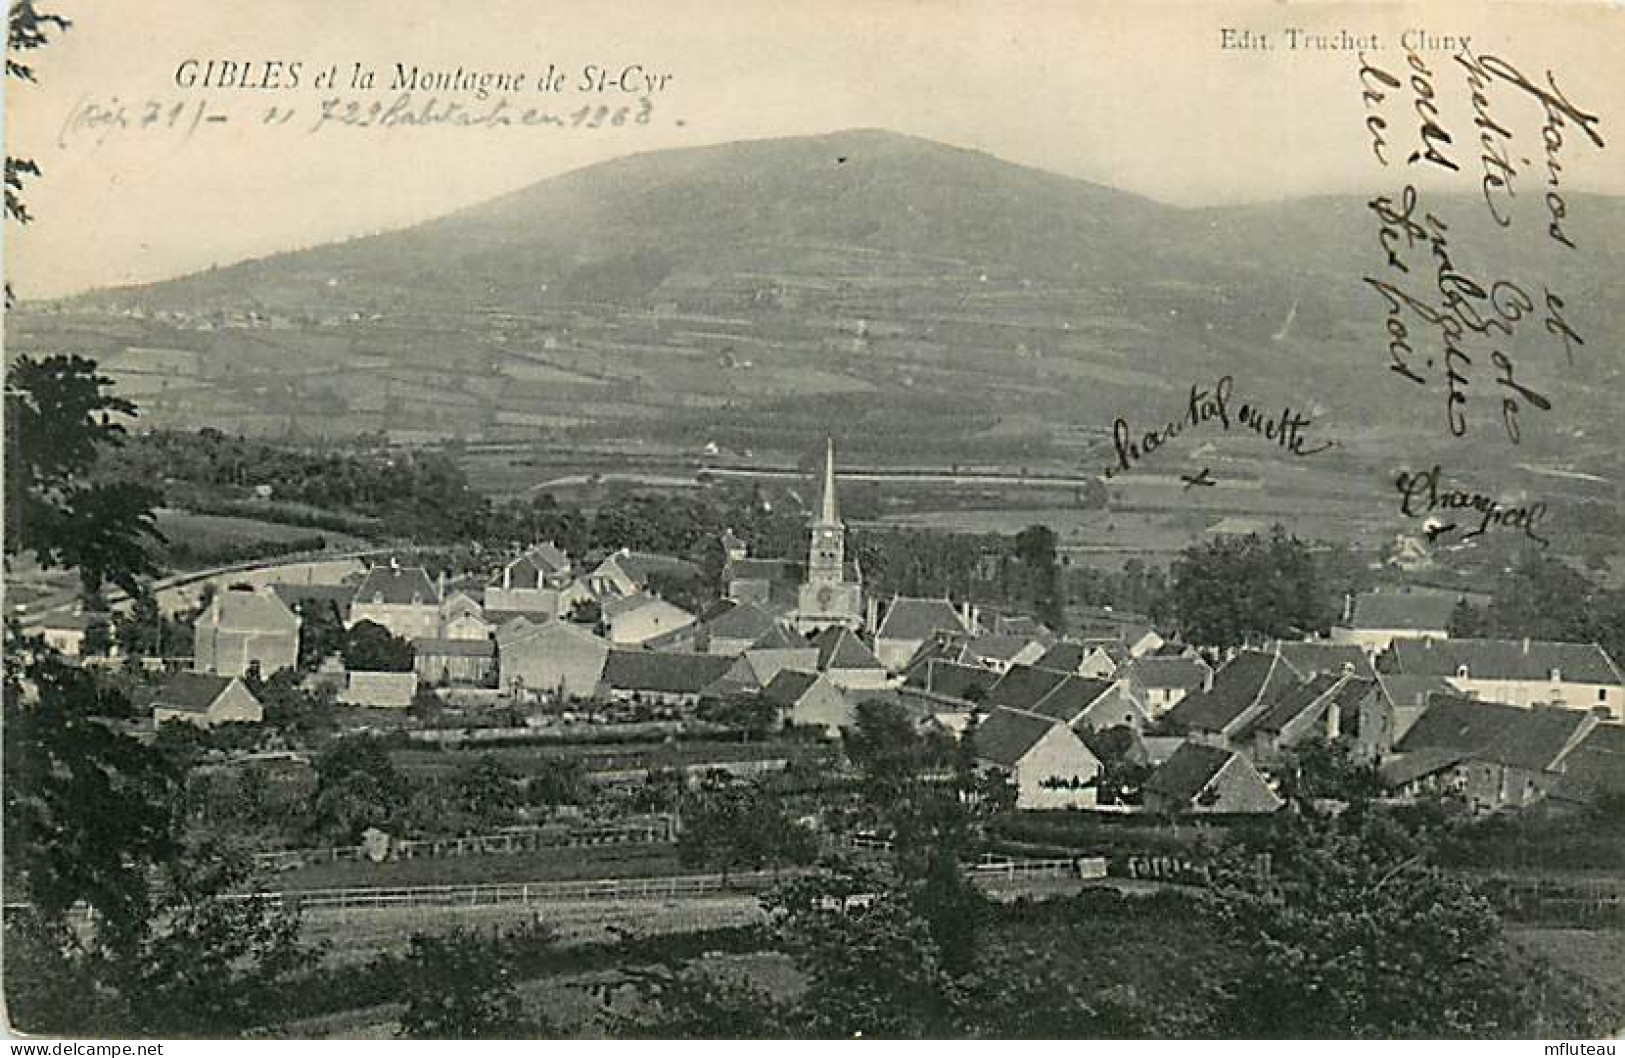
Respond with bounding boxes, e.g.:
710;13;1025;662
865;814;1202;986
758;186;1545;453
721;438;865;634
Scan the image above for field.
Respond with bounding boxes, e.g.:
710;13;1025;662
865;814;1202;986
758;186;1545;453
152;509;375;569
272;842;688;892
1507;929;1625;996
295;893;766;967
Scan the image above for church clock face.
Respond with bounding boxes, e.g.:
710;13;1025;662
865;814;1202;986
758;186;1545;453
817;586;833;608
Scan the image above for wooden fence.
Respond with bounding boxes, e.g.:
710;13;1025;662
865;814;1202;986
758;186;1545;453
252;816;678;873
273;870;794;912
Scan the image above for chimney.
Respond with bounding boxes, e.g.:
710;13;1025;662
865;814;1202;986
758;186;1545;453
1523;637;1531;655
1202;665;1215;693
865;595;880;633
1343;592;1355;624
438;570;447;601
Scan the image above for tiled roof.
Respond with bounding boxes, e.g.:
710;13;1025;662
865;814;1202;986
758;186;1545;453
877;597;969;641
153;672;235;713
271;583;353;614
1397;694;1596;772
1123;655;1211;690
751;624;810;650
762;669;821;707
1384;638;1624;685
1247;672;1344;734
1274;641;1375;680
904;660;999;702
1346;589;1460;631
967;634;1036;663
705;601;781;641
601;594;693;623
901;636;972;675
353;566;439;607
601;651;734;695
984;665;1070;712
813;627;883;671
724;557;797;583
1032;642;1087;673
1551;724;1625;803
1165;651;1277;733
1380;747;1470;787
973;708;1062;769
1143;742;1235;804
605;551;705;586
211;585;300;631
985;665;1116;724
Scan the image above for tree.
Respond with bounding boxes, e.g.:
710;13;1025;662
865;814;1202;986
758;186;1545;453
1208;813;1617;1037
396;927;542;1039
1273;737;1383;807
1166;526;1329;649
698;692;778;741
4;355;164;594
296;599;346;670
676;778;817;880
5;0;70;306
310;736;410;843
104;843;309;1036
1012;524;1065;630
457;754;521;825
1082;725;1152;806
113;590;194;660
341;618;415;672
2;643;177;934
257;668;336;743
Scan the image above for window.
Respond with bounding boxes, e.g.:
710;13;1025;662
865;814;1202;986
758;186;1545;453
1601;688;1610;702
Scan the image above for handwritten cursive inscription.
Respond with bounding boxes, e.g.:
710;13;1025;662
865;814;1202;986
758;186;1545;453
1103;375;1334;479
1394;464;1550;547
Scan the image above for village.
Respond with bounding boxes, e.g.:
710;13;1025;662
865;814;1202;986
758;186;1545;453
28;438;1624;854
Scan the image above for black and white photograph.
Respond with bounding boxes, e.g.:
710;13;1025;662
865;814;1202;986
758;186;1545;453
3;0;1623;1044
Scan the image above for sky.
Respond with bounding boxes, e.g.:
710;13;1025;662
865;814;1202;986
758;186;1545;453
4;0;1623;299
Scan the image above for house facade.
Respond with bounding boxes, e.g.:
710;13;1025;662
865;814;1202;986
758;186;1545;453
1329;588;1458;655
484;543;572;615
348;565;442;641
194;584;301;678
974;707;1102;810
764;670;852;737
1381;637;1625;720
497;619;611;700
1143;742;1282;815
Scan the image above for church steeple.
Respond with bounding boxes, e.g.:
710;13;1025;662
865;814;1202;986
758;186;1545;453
807;437;844;585
815;436;840;527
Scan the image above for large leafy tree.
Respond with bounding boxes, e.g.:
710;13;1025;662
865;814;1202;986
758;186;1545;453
309;736;412;842
1209;814;1618;1037
396;928;543;1039
1166;526;1329;649
676;777;818;880
1;645;177;935
341;618;416;672
5;355;165;595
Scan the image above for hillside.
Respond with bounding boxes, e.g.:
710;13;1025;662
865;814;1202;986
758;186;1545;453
8;129;1623;489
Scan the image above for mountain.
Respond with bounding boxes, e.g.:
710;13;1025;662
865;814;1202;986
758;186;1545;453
11;129;1625;477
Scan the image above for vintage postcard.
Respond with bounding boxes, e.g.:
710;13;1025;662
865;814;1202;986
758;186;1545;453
4;0;1623;1044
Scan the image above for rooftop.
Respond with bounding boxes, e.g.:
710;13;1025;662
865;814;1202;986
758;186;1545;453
153;672;238;713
